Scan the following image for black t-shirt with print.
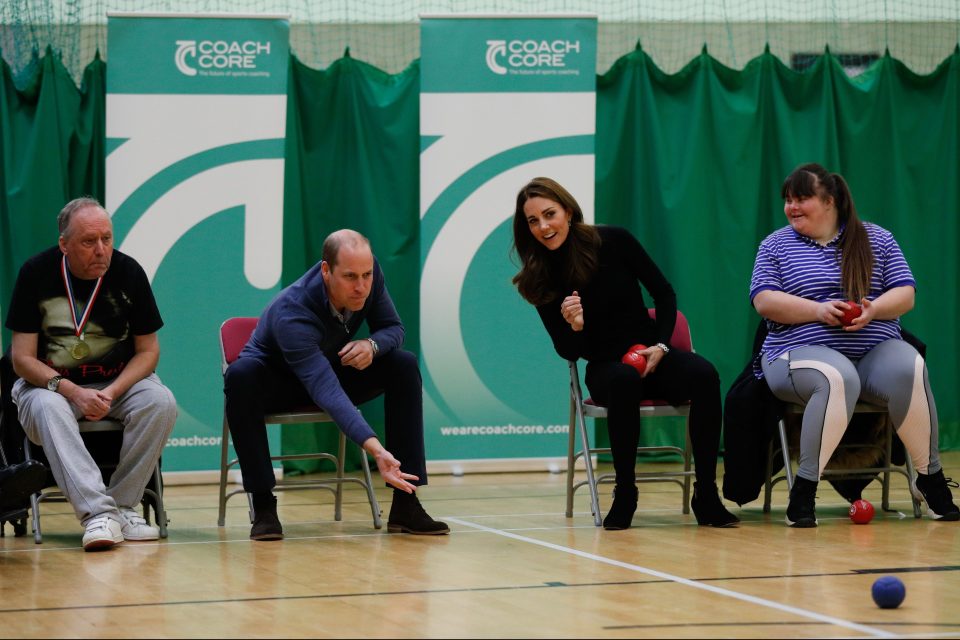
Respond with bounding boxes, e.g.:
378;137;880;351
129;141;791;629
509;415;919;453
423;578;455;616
5;247;163;384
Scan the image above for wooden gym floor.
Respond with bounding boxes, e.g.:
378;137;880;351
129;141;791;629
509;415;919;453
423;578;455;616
1;452;959;639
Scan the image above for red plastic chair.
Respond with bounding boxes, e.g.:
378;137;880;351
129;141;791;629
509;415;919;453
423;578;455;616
566;309;694;526
217;317;382;529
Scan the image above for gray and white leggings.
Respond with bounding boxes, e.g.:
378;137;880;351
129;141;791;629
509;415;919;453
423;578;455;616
761;339;941;483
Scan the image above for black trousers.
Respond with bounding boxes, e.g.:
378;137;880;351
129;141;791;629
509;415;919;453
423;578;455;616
584;351;722;487
223;349;428;495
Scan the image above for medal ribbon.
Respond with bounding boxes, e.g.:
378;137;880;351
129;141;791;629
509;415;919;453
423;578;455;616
61;256;103;338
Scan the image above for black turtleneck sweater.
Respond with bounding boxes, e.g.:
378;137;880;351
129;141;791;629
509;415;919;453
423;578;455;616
536;225;677;363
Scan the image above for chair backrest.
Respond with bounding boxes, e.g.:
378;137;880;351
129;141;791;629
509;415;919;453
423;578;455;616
220;317;259;373
647;309;693;353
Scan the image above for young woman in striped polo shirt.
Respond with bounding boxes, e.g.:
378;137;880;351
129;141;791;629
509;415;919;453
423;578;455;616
750;163;958;527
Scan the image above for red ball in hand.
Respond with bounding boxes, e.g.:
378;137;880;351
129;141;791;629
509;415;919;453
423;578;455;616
840;301;863;326
621;344;648;374
849;499;875;524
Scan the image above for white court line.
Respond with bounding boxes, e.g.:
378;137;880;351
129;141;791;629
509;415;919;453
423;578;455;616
446;517;898;639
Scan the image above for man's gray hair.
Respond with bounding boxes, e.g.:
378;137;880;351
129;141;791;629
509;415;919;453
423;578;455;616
58;197;106;237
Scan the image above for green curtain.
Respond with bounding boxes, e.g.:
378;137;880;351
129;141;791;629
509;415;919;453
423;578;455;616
595;47;959;450
279;54;421;473
2;46;957;470
0;51;105;347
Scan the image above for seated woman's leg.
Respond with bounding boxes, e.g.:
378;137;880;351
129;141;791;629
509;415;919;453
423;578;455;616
645;351;738;526
584;361;642;529
762;346;859;526
857;339;958;520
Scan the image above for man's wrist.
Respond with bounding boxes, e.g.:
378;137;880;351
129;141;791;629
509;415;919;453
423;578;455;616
367;337;379;356
655;342;670;354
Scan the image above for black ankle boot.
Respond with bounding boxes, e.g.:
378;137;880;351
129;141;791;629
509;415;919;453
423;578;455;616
603;484;638;530
915;469;960;521
387;491;450;535
250;493;283;541
691;482;739;528
786;476;818;528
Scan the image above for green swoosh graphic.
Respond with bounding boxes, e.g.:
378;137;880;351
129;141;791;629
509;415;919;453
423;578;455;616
111;138;285;242
419;134;593;420
421;134;593;256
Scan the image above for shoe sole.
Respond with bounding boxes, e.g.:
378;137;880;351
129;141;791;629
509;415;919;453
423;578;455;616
785;516;818;528
387;524;450;535
83;538;121;551
250;533;284;541
123;533;160;541
926;508;960;521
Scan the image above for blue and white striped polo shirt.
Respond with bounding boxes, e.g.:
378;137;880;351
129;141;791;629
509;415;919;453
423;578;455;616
749;222;915;372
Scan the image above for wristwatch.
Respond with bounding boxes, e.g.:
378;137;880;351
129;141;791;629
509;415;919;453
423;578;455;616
655;342;671;354
46;375;64;392
367;338;379;356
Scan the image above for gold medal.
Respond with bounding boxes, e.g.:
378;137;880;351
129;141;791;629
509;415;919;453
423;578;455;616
70;339;91;360
61;256;103;362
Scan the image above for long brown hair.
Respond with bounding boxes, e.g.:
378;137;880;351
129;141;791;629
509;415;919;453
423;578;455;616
781;163;873;301
511;177;600;305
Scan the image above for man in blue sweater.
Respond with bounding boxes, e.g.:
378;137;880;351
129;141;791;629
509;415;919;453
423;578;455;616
224;229;448;540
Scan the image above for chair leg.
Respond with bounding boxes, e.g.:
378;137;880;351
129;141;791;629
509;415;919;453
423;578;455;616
359;449;382;529
763;439;774;514
217;413;231;527
152;464;168;538
334;433;346;522
23;438;42;544
565;395;577;518
577;410;602;527
778;418;794;490
881;418;894;512
681;418;692;514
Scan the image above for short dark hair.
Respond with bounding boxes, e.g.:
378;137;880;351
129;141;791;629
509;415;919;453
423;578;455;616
58;197;106;237
321;229;372;270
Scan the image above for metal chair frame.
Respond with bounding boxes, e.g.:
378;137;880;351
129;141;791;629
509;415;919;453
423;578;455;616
764;402;922;518
565;310;696;527
24;419;168;544
216;317;382;529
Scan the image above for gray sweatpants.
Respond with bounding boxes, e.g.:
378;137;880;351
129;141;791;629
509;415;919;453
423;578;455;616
761;339;941;482
12;373;177;526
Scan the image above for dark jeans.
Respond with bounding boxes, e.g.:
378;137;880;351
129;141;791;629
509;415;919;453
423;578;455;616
585;351;722;487
223;349;428;495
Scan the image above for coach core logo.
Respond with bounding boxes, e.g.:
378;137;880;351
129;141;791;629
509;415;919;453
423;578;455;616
485;40;507;75
175;40;198;76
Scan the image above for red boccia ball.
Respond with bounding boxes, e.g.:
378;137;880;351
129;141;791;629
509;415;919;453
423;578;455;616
840;301;863;327
621;344;648;374
849;499;875;524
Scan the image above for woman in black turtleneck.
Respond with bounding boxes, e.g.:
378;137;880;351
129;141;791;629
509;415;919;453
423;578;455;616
511;177;738;530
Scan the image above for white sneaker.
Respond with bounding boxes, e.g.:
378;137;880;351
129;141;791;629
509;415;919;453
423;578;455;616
119;507;160;541
82;515;124;551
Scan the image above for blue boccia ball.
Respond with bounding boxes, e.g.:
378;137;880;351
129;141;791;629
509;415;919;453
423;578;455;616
872;576;906;609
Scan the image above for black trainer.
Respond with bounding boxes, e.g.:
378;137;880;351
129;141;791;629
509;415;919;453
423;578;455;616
602;484;638;530
785;476;818;528
915;470;960;521
387;491;449;535
250;494;283;541
691;482;740;528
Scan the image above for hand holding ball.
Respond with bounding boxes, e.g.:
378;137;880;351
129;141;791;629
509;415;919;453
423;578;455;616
849;499;875;524
840;301;863;326
621;344;648;374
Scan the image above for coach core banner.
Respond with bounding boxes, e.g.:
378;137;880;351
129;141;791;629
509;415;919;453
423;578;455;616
106;14;289;474
420;15;597;467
